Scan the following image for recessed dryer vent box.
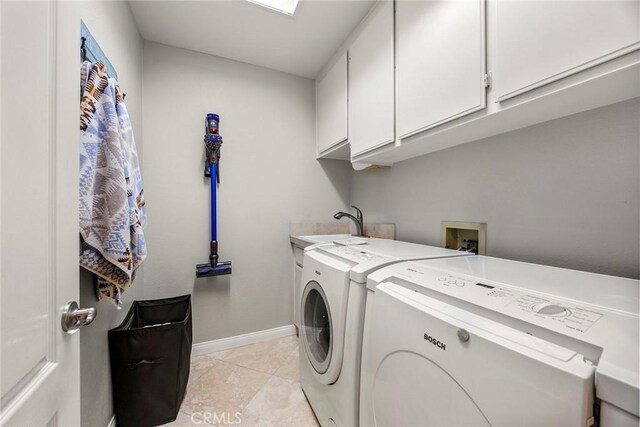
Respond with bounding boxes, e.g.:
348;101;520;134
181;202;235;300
441;221;486;255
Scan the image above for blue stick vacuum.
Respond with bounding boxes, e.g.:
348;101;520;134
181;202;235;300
196;113;232;277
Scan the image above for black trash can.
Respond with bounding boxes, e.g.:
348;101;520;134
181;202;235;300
109;294;192;427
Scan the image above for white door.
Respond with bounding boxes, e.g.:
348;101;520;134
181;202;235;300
396;0;486;139
316;52;348;154
349;0;395;157
495;0;640;101
300;280;333;375
1;1;82;425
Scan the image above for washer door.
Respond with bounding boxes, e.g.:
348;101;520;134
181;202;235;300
301;280;333;375
360;282;595;427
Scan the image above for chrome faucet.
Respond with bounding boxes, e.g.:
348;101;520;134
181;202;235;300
333;206;366;237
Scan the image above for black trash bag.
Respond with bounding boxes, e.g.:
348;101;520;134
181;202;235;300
108;294;192;427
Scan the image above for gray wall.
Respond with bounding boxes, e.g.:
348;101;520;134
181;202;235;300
351;98;640;279
76;2;145;427
141;42;351;344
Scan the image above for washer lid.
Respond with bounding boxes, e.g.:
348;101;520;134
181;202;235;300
308;238;472;283
409;256;639;314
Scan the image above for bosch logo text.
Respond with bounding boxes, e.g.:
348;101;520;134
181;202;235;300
423;333;446;351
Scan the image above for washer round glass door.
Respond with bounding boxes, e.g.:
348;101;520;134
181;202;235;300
301;280;332;374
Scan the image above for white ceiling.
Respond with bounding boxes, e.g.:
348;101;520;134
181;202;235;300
129;0;376;79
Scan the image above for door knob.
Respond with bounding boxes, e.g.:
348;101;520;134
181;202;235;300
61;301;96;334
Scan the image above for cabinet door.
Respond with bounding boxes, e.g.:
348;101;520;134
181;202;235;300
317;52;348;154
349;1;395;157
495;0;640;102
396;0;486;140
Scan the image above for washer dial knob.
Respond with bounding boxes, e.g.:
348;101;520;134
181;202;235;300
533;303;570;316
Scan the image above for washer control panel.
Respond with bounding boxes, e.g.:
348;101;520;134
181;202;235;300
508;294;603;333
392;265;604;334
323;245;392;264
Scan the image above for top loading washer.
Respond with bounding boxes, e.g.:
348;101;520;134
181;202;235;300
360;255;639;427
299;238;473;426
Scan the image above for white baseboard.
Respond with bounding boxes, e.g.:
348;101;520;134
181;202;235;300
192;324;297;357
107;414;116;427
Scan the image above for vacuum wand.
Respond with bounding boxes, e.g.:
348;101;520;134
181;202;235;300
209;161;219;268
196;113;232;278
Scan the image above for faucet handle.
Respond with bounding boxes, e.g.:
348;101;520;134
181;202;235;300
351;205;363;223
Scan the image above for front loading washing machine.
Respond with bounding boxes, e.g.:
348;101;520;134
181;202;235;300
360;255;639;427
299;238;473;426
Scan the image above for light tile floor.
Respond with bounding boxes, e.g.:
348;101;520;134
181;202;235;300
166;336;319;427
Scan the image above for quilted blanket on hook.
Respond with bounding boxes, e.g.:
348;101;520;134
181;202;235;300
79;61;146;305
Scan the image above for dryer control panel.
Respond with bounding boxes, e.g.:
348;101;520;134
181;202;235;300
389;265;604;334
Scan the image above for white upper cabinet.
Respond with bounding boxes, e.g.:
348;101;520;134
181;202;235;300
495;0;640;101
396;0;486;140
349;1;395;157
317;52;349;155
325;0;639;165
